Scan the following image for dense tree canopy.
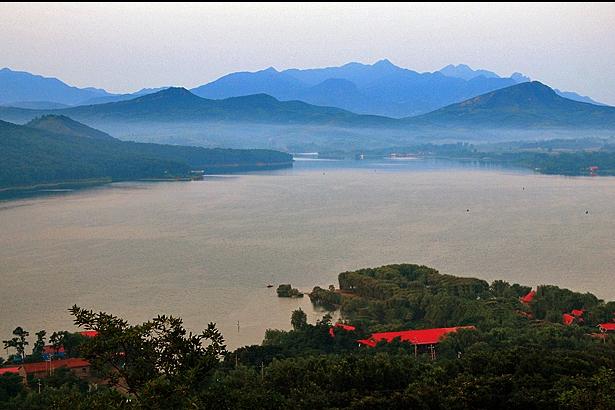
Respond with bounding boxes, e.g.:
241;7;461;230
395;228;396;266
0;118;292;190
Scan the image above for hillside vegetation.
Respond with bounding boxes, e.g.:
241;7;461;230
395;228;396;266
0;116;292;190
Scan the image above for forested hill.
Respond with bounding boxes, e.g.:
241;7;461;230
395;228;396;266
26;114;115;140
0;117;292;190
409;81;615;128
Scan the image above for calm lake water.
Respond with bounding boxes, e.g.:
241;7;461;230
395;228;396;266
1;158;615;349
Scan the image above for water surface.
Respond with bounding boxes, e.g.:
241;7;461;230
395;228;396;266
1;158;614;349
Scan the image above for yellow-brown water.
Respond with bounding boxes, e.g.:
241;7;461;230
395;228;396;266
1;159;614;349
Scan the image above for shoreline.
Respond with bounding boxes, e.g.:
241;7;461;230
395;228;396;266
0;178;113;194
0;161;294;199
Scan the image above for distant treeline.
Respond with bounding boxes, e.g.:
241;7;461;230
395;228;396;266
427;141;615;176
482;151;615;176
342;141;615;176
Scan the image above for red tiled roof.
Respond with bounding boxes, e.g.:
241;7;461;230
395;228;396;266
21;358;90;374
357;338;377;347
0;367;20;375
571;309;584;317
598;323;615;332
358;326;476;347
329;323;356;337
42;345;65;355
562;313;575;326
520;290;536;304
79;331;98;338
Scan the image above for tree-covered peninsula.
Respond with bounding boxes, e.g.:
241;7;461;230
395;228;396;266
2;264;615;409
0;115;293;191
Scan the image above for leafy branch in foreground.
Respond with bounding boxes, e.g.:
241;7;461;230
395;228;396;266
69;305;226;406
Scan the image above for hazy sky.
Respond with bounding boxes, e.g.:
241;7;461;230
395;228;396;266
1;2;615;104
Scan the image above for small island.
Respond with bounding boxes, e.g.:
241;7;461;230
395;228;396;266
276;284;303;298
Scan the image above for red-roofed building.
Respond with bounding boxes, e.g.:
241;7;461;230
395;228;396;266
520;290;536;304
79;330;98;338
358;326;476;359
42;346;65;355
571;309;584;317
0;367;20;376
19;358;91;381
41;345;66;360
329;323;356;337
562;313;575;326
598;323;615;333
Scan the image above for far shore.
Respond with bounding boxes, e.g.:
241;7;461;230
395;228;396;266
0;161;294;199
0;178;113;194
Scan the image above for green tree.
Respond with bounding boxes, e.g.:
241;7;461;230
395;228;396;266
31;330;47;360
291;309;308;331
69;305;227;407
2;327;29;362
49;331;66;355
0;373;24;402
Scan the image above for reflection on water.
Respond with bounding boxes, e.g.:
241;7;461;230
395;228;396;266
0;158;614;349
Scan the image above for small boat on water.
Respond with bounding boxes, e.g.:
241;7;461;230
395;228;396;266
266;284;274;288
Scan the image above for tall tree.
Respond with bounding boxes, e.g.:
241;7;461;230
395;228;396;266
291;309;308;330
32;330;47;359
2;327;29;361
49;331;67;355
69;305;227;407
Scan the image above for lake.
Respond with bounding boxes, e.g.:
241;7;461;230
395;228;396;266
1;158;614;349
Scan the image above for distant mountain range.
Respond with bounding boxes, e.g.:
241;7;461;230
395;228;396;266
191;60;604;116
0;61;606;118
438;64;500;80
0;67;112;106
2;68;615;153
78;87;171;105
191;60;519;117
0;82;613;131
0;115;292;190
0;87;396;127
